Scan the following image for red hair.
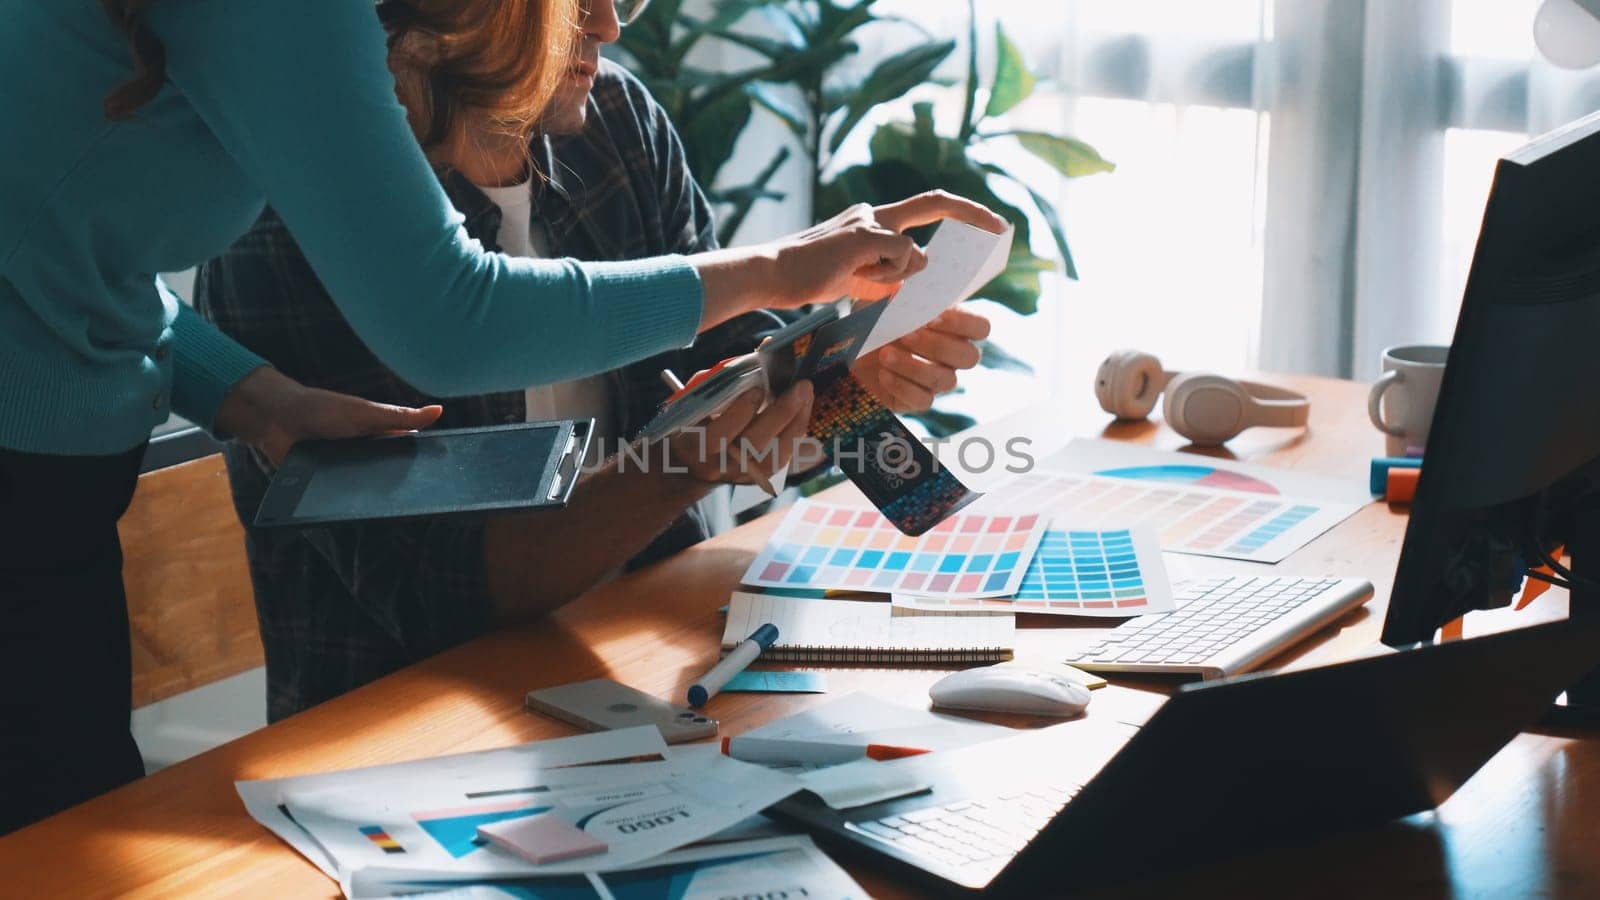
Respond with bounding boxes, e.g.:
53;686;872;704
102;0;580;138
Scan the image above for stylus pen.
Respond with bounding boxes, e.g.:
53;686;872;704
688;623;779;707
659;368;780;499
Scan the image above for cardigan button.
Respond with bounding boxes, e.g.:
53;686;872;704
152;393;163;410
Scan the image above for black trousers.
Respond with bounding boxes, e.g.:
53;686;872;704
0;443;146;835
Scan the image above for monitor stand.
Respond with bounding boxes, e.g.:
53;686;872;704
1541;500;1600;728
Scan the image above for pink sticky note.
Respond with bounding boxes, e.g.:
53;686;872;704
477;814;608;864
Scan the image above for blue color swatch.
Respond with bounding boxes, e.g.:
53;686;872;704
1224;505;1315;554
1013;529;1152;609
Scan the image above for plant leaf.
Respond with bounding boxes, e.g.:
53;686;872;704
815;0;878;46
710;29;800;61
973;262;1042;315
816;159;931;221
975;339;1035;374
714;146;792;247
957;0;979;140
746;82;808;138
827;40;956;154
1012;131;1116;178
985;22;1036;117
1019;181;1077;280
981;162;1077;281
681;88;753;188
671;1;760;62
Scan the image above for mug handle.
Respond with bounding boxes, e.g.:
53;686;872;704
1367;370;1406;436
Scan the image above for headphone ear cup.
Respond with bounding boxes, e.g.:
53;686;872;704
1095;350;1165;420
1164;373;1250;446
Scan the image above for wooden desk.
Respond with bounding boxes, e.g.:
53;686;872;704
3;375;1596;899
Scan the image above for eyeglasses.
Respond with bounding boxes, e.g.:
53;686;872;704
579;0;653;27
615;0;651;26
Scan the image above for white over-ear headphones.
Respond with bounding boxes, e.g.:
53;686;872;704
1094;350;1311;446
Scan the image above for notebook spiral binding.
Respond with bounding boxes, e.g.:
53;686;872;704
760;646;1014;664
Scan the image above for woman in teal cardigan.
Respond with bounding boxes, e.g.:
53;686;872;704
0;0;1001;832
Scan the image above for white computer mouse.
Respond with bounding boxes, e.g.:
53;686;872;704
929;666;1093;717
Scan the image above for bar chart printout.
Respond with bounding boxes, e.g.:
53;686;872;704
977;470;1358;564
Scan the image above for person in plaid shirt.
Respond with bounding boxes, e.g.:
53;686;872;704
195;0;993;721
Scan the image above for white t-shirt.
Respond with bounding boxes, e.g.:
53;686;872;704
478;180;617;468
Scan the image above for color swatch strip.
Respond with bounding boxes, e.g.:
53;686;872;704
893;525;1175;618
740;501;1047;597
976;470;1358;564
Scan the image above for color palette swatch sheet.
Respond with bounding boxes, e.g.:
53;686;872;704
741;501;1047;597
979;470;1357;564
893;525;1176;617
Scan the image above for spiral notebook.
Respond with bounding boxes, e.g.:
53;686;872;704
722;592;1014;664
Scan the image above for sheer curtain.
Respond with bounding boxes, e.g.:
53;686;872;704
1269;0;1600;378
834;0;1600;399
858;0;1273;420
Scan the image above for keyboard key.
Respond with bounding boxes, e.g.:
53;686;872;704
903;807;944;823
894;835;942;858
859;821;902;840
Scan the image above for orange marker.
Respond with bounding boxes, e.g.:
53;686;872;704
1386;467;1420;503
864;744;932;761
721;735;930;765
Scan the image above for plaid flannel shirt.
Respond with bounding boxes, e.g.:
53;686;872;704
195;60;782;722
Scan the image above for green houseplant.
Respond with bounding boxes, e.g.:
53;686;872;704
616;0;1112;299
615;0;1113;431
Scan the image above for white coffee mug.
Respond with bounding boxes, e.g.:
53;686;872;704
1368;344;1449;457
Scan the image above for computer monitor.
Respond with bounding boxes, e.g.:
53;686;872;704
1384;109;1600;721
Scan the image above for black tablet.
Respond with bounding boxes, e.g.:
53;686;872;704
253;419;592;528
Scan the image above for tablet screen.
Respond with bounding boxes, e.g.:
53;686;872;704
260;423;574;526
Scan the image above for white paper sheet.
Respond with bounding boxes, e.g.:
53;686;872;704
977;467;1361;565
1041;438;1374;506
352;835;868;900
285;749;801;894
797;760;934;810
727;692;1013;762
237;728;672;881
859;221;1014;356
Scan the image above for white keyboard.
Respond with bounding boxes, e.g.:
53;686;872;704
846;785;1079;880
1065;576;1373;680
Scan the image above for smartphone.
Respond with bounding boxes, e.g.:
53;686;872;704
525;678;718;744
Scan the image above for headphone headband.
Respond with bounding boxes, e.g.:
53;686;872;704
1095;350;1311;445
1237;380;1311;428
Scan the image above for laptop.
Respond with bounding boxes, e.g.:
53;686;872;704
768;615;1600;895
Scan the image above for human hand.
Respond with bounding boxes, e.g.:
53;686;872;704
216;366;443;466
690;191;1007;329
666;381;819;487
853;305;992;412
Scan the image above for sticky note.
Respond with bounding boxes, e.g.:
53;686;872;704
476;814;607;864
722;671;829;694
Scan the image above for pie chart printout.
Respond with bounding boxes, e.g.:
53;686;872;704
1096;464;1280;496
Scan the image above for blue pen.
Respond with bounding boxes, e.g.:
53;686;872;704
688;623;780;707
